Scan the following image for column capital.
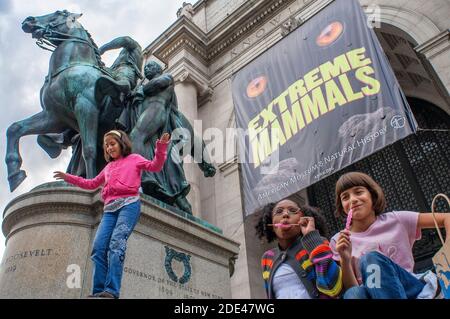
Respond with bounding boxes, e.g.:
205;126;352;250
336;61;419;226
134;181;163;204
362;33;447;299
171;62;213;101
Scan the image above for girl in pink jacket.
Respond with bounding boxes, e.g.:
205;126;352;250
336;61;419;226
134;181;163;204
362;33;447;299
54;129;169;298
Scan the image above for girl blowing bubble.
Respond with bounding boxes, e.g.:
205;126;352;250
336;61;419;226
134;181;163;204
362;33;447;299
54;130;170;298
331;172;450;299
255;198;342;299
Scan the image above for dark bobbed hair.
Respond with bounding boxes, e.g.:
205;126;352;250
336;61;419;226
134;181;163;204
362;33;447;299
103;129;132;162
254;198;329;243
335;171;386;218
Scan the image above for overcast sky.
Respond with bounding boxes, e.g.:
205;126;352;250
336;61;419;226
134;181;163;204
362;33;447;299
0;0;191;261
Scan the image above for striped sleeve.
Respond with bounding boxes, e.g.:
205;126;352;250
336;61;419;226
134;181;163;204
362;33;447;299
261;250;274;298
301;230;343;297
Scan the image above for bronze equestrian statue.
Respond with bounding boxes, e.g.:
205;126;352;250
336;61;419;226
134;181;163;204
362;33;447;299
6;10;216;215
6;10;124;191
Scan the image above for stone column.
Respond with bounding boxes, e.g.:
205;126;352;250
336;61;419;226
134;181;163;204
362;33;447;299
416;30;450;109
174;72;202;217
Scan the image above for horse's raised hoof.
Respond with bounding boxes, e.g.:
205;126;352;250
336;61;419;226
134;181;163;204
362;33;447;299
8;170;27;192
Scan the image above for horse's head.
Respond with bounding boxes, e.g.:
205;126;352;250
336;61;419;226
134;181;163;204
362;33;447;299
22;10;83;42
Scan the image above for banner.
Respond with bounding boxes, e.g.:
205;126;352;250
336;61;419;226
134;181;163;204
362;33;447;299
231;0;418;216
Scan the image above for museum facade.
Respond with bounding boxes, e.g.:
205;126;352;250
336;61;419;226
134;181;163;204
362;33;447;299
143;0;450;298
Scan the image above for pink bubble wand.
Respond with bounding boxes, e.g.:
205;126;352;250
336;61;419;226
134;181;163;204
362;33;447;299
269;217;310;229
345;209;353;230
268;223;300;229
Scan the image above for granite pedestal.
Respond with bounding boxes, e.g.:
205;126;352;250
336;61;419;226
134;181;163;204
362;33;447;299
0;183;240;299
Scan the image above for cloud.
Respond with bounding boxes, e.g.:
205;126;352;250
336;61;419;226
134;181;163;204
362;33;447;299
0;0;188;262
0;0;12;15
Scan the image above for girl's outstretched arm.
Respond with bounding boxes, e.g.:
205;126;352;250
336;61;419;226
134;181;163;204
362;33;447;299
418;212;450;241
136;133;170;172
53;170;105;190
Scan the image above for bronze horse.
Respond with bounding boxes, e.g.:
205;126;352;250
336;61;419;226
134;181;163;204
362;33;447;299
6;10;122;191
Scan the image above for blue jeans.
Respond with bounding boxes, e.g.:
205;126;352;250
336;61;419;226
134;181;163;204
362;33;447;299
91;200;141;298
344;251;425;299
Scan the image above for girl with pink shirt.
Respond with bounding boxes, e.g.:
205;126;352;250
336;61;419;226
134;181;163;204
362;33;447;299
54;129;169;298
330;172;450;299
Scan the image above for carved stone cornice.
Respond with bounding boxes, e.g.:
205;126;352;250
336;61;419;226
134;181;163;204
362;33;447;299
143;0;298;65
143;16;208;65
206;0;295;60
280;15;304;37
415;29;450;59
